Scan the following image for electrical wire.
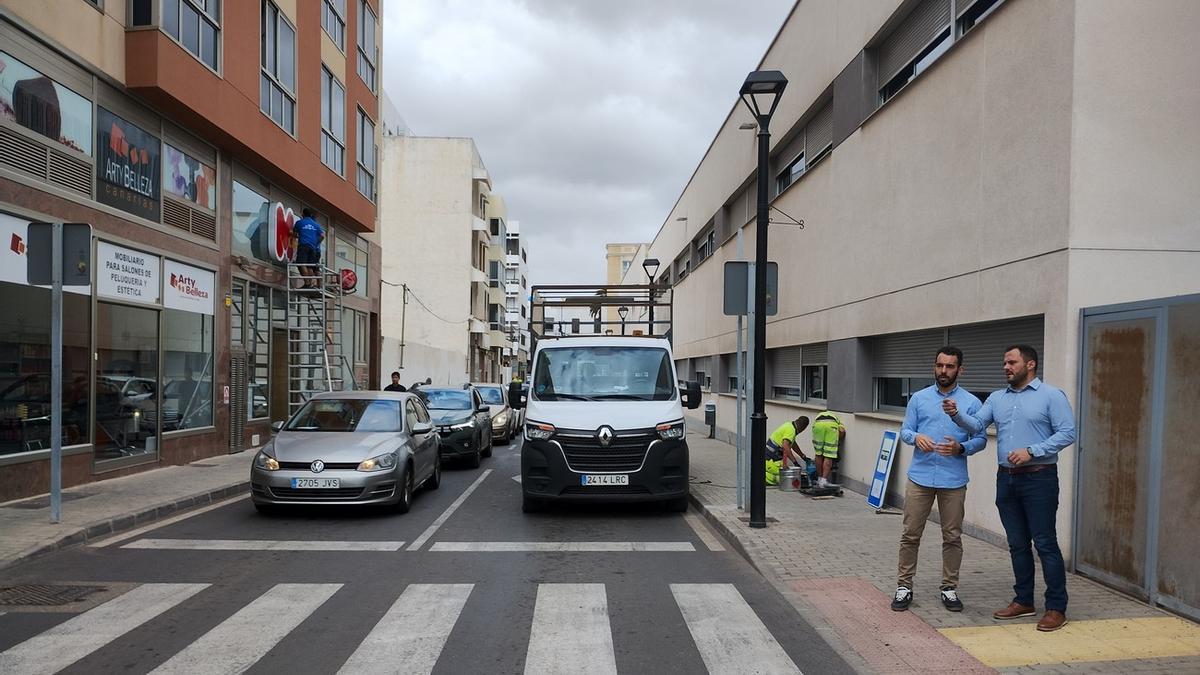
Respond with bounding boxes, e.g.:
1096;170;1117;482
381;278;472;325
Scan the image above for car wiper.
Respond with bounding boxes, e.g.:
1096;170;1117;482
590;394;652;400
543;393;593;401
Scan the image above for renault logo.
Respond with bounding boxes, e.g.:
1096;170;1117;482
310;460;325;473
597;426;614;447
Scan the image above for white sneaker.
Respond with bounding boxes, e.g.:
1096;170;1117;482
891;586;913;611
817;477;829;488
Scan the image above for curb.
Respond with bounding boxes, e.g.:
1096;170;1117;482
1;481;251;572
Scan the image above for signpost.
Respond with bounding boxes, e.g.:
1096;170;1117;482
867;430;901;512
27;222;92;524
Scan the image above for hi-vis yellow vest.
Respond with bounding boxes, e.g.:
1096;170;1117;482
811;412;842;454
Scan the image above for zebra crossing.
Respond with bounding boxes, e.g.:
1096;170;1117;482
0;581;803;675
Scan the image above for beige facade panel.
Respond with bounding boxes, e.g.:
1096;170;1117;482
3;0;127;82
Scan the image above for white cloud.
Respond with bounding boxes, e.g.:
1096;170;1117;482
383;0;794;287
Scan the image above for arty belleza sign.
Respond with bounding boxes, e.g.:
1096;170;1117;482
163;259;215;314
96;107;161;221
97;240;159;304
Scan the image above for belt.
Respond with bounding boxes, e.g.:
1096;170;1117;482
998;464;1054;475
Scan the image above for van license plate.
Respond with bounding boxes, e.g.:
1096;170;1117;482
581;474;628;486
291;478;340;489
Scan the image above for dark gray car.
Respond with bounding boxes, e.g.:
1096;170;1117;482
250;391;440;514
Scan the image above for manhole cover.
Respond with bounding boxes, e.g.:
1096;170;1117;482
0;584;106;606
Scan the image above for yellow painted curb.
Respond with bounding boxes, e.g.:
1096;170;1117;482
939;616;1200;668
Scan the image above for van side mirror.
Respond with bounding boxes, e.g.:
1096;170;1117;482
509;381;526;409
681;381;702;409
270;421;285;434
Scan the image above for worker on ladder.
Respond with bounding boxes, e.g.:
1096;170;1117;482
294;208;324;288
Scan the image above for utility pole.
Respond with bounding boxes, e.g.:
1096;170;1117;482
399;283;408;369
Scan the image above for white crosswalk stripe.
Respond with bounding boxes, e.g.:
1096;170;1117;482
0;583;209;675
671;583;802;675
151;583;341;674
338;584;473;675
525;584;617;675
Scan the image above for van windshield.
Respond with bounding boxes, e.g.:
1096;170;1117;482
532;347;676;401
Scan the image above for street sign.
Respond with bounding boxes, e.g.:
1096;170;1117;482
723;261;778;316
27;222;91;286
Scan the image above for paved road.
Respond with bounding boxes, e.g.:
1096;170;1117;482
0;438;853;674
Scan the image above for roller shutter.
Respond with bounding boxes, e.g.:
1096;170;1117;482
871;329;944;377
948;316;1044;393
877;0;952;87
802;342;828;365
770;346;804;389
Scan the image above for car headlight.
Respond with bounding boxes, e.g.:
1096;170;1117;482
358;452;398;472
656;421;686;440
450;420;475;430
254;446;279;471
494;411;510;425
525;422;555;441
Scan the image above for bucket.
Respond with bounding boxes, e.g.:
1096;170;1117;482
778;467;802;492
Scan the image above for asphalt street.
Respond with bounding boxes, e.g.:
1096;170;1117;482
0;438;854;674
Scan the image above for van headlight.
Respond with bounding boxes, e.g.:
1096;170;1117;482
358;452;397;472
656;422;685;440
525;422;555;440
254;445;279;471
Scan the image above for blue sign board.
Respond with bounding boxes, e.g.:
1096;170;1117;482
867;430;900;510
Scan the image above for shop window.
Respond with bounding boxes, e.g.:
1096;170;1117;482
334;234;369;296
246;282;271;420
163;142;217;240
0;282;91;457
0;50;93;156
94;303;159;464
162;309;214;431
230;278;245;347
231;180;269;262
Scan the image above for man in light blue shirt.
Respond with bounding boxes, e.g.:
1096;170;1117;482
944;344;1076;632
892;347;987;613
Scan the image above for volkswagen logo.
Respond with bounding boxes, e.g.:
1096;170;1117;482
310;460;325;473
597;426;614;447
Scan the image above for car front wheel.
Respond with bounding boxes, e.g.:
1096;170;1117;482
394;468;414;514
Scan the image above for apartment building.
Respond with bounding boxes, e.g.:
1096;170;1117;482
503;220;530;380
0;0;382;501
378;135;509;386
623;0;1200;619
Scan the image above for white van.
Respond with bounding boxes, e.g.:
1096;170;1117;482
509;335;702;512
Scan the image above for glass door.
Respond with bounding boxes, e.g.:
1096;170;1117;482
94;302;160;465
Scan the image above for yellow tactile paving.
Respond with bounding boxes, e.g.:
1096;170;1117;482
939;616;1200;668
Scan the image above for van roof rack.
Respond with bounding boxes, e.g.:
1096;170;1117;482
528;284;673;355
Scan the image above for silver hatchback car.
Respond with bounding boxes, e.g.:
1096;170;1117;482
250;391;440;513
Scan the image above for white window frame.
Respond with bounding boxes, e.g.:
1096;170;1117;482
321;66;346;175
260;0;297;134
356;0;378;91
356;107;376;201
322;0;346;51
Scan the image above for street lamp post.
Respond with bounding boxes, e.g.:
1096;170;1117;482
642;258;660;335
739;70;788;529
618;305;629;336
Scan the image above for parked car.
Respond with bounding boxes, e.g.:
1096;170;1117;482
250;391;440;513
472;382;517;444
418;386;492;467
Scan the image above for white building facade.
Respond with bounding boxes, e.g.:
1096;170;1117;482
503;221;531;380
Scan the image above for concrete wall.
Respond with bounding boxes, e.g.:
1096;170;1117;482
2;0;127;83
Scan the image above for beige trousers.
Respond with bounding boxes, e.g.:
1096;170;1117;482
897;479;967;589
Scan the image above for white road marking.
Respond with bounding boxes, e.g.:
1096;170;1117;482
525;584;617;675
511;474;522;483
670;583;801;675
122;539;404;551
683;512;726;551
151;583;341;674
406;468;493;551
0;583;208;675
90;495;248;547
338;584;473;675
430;541;695;552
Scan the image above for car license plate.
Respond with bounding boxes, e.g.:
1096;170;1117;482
291;478;340;489
580;474;629;486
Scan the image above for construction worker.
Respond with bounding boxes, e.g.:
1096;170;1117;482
811;411;846;488
765;417;809;486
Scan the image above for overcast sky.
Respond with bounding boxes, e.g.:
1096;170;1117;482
381;0;794;287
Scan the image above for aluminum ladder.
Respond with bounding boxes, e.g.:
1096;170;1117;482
285;263;345;415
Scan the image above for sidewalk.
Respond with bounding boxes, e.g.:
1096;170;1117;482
685;432;1200;674
0;451;252;571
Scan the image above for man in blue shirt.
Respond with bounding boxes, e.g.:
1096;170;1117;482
892;347;987;613
944;344;1076;632
293;208;324;288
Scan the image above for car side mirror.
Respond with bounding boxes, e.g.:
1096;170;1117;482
477;403;489;413
270;421;285;434
412;422;432;434
508;381;526;409
681;381;702;410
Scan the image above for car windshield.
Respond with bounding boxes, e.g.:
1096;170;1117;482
285;399;402;432
532;346;676;401
421;389;472;410
477;387;504;405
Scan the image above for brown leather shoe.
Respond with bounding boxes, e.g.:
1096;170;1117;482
1037;610;1067;632
993;602;1037;620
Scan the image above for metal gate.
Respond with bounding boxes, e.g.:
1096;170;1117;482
1075;295;1200;621
229;351;247;453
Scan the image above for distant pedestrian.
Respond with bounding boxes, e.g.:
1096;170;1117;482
810;411;845;488
765;417;810;485
384;371;406;392
892;347;987;613
294;208;324;288
944;344;1076;632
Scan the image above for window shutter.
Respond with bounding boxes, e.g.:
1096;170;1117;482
771;346;804;389
805;102;834;158
871;329;944;377
730;186;752;230
773;129;806;174
956;0;982;18
802;342;828;365
948;316;1044;393
877;0;952;87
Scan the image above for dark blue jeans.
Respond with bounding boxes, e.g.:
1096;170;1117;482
995;466;1068;612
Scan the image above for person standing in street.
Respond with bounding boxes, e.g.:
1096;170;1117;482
943;344;1076;632
294;208;324;288
892;347;987;613
384;371;406;392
